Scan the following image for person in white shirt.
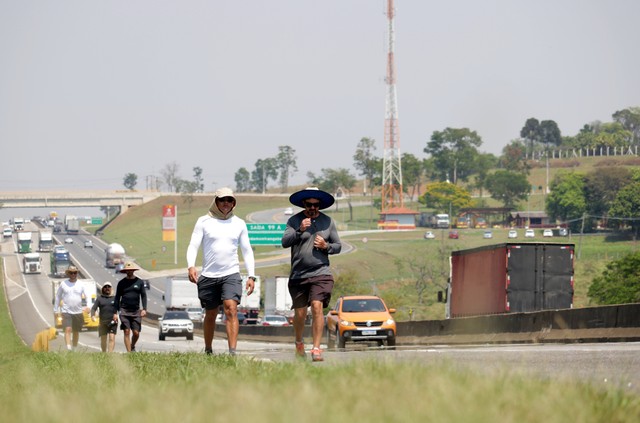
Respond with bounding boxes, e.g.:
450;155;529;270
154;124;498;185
187;187;256;356
54;266;87;351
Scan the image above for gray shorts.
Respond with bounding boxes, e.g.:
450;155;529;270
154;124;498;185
197;273;242;310
62;313;84;332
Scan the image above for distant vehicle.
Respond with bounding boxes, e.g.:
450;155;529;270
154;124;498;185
158;310;194;341
260;315;290;327
284;207;293;215
143;279;150;290
483;230;493;239
3;227;12;238
38;231;54;252
435;213;450;229
424;231;435;239
559;228;568;236
84;240;93;248
23;252;42;274
525;229;535;238
50;247;70;277
216;311;248;325
105;243;125;268
543;229;554;237
17;232;33;253
448;230;459;239
64;237;73;244
508;229;518;239
325;295;396;349
185;307;204;322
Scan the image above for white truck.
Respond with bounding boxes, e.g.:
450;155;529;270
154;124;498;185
264;276;293;317
23;252;42;274
163;277;200;310
105;243;126;268
239;276;261;324
39;231;54;252
17;231;33;253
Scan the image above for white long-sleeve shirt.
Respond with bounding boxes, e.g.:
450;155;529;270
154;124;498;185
54;279;85;314
186;214;256;278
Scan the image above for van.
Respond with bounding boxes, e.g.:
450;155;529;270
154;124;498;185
3;227;12;238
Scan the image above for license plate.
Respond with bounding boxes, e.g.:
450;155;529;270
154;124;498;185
361;330;376;336
174;329;183;333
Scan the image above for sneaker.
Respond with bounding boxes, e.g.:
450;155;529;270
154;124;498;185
295;341;306;359
310;347;324;362
205;349;213;355
130;346;136;352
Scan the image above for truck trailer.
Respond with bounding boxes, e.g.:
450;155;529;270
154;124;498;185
163;277;200;310
445;242;575;319
17;231;32;253
238;275;261;324
23;252;42;274
264;276;293;317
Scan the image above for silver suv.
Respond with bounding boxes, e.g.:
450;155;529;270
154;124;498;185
158;310;194;341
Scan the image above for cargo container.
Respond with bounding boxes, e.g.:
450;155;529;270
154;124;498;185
17;231;32;253
445;243;574;318
163;277;200;310
39;231;54;252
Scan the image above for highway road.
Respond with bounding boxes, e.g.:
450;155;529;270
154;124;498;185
2;220;640;394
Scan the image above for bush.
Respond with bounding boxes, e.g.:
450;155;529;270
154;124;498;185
588;251;640;304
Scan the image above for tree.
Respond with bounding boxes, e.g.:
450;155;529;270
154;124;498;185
419;181;473;215
353;137;378;196
609;181;640;236
588;251;640;304
583;167;632;219
123;173;138;191
472;152;498;198
484;170;530;209
160;161;180;193
424;127;483;184
539;120;562;147
275;145;297;193
500;140;530;174
520;117;540;156
176;179;199;213
400;153;424;199
315;168;356;217
251;158;278;193
234;168;251;193
192;167;204;193
612;107;640;143
546;172;587;232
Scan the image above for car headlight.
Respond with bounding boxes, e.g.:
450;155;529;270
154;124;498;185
385;319;395;325
339;319;352;327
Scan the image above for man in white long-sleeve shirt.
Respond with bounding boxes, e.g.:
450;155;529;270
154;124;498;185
187;187;256;355
54;266;87;351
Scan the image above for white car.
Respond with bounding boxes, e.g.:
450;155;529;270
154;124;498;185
186;307;204;322
284;207;294;215
508;230;518;239
64;237;73;244
543;229;554;237
260;315;290;326
483;230;493;239
525;229;535;238
424;231;435;239
158;310;194;341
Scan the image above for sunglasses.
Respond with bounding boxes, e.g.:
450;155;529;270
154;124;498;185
68;272;78;275
217;197;235;203
304;201;320;208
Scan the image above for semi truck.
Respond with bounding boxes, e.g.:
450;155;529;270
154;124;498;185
105;243;126;268
12;217;25;231
39;231;54;252
444;242;575;319
264;276;293;318
238;275;261;325
51;279;99;330
163;277;200;310
50;247;71;277
17;232;33;253
65;218;80;235
23;252;42;274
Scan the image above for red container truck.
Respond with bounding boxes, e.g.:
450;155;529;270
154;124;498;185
446;243;575;318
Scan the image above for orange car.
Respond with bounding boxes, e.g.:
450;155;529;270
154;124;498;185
325;295;396;349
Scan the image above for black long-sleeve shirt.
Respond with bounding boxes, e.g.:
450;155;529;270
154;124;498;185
113;277;147;312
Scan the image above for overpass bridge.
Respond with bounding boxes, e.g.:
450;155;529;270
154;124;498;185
0;191;163;211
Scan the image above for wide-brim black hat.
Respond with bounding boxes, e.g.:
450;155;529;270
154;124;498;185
289;187;335;210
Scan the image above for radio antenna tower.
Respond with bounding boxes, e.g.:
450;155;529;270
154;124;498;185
381;0;403;212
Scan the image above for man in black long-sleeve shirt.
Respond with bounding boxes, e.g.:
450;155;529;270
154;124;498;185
113;262;147;352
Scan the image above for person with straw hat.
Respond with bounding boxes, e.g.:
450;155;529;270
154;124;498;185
281;187;342;362
112;261;147;352
53;265;87;351
187;187;256;356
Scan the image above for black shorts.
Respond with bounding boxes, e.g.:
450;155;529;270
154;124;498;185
119;309;142;332
197;273;242;310
62;313;84;332
288;275;335;309
98;321;118;337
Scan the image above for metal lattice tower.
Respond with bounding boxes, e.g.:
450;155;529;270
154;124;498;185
381;0;403;212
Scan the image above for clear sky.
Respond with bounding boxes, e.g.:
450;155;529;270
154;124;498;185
1;1;638;192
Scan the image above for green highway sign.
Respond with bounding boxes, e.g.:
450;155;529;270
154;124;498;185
91;217;103;225
247;223;286;245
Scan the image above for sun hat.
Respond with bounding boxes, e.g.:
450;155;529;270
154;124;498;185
289;187;335;210
65;266;79;276
119;262;140;273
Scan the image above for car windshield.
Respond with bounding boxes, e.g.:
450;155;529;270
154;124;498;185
342;299;386;313
164;312;189;320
